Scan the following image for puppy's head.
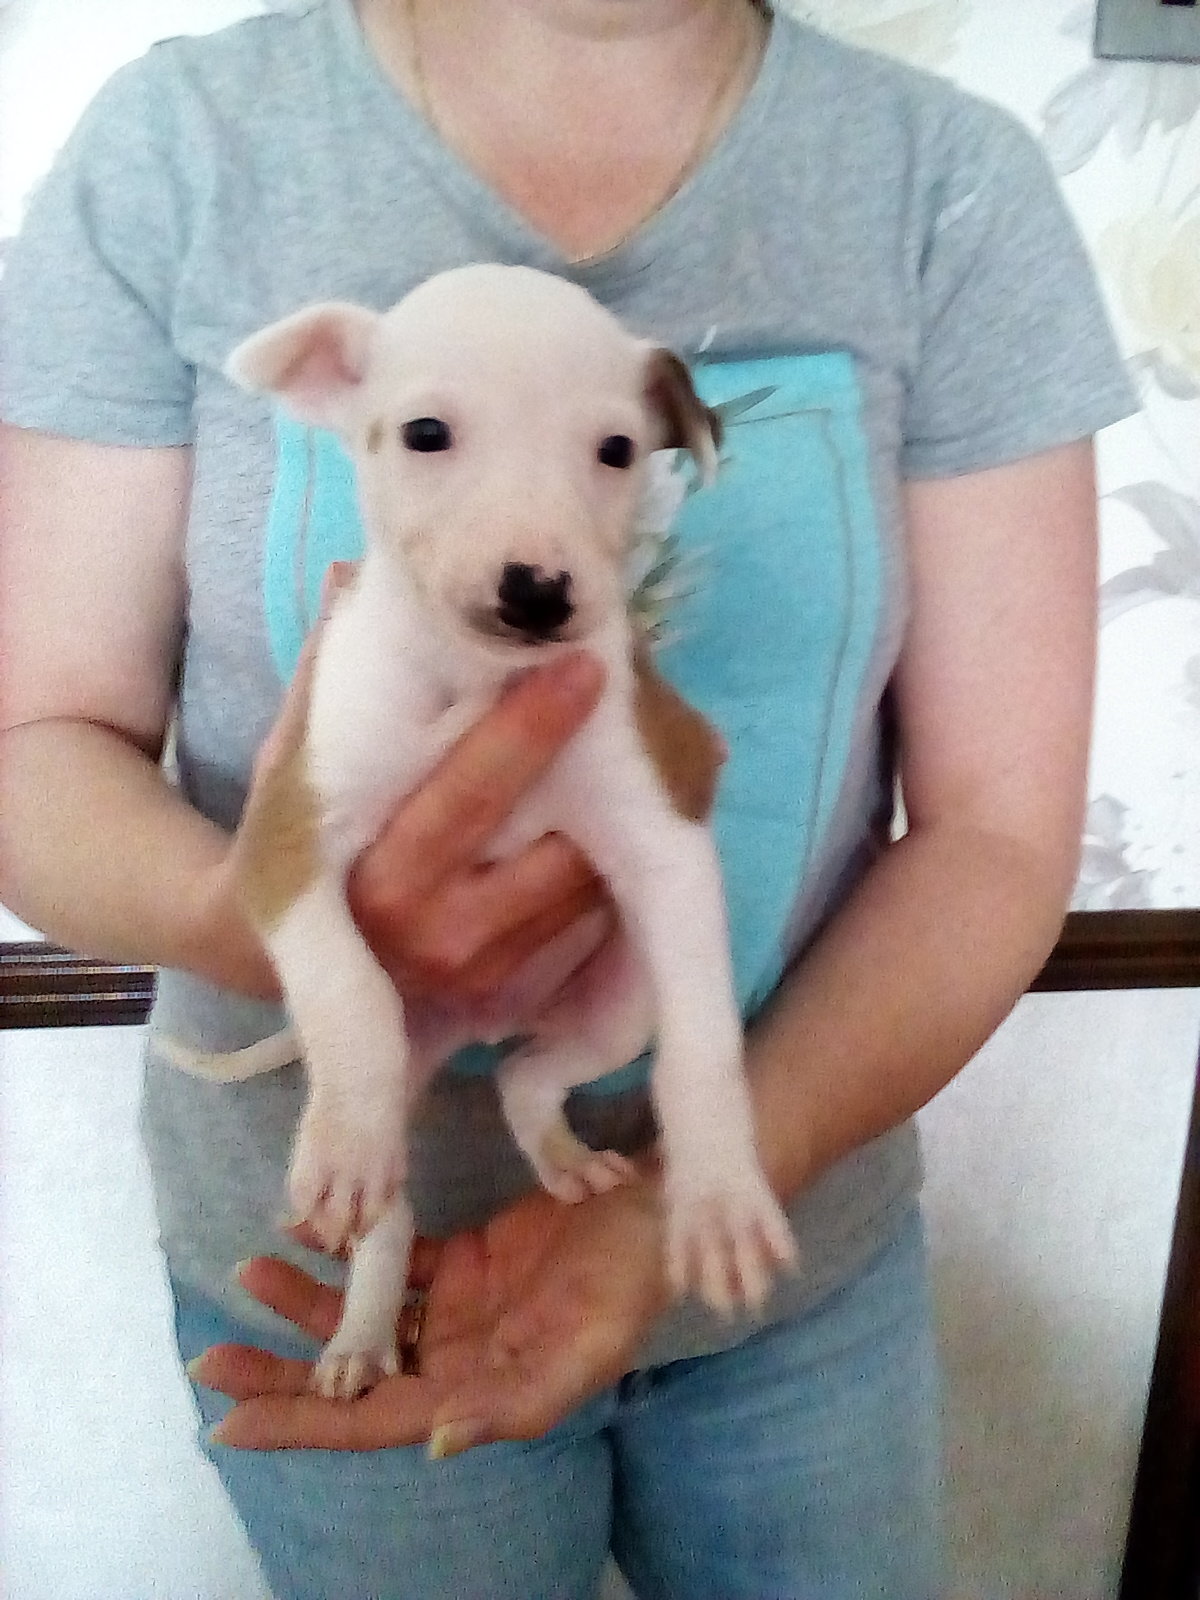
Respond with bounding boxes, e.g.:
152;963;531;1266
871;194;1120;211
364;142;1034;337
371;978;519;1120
228;265;720;656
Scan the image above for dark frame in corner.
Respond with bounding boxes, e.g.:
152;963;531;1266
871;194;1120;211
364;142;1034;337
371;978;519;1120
2;906;1200;1597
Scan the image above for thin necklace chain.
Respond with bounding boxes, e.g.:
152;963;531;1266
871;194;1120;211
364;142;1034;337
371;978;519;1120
402;0;766;264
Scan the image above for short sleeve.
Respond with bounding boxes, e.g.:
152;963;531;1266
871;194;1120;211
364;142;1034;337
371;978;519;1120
0;51;195;445
902;102;1137;479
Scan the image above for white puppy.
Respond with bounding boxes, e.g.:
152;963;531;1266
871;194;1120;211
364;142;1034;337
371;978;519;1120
192;265;794;1398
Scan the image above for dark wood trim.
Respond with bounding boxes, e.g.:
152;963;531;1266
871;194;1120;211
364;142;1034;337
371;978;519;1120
1119;1044;1200;1600
1032;910;1200;992
0;909;1198;1029
0;942;155;1029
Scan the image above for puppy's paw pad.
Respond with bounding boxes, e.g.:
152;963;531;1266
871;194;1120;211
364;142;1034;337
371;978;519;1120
311;1341;399;1401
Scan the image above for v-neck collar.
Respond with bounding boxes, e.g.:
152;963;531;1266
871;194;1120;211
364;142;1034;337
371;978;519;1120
330;0;798;291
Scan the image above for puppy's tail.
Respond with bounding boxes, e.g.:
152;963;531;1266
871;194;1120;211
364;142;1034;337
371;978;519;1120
151;1026;301;1082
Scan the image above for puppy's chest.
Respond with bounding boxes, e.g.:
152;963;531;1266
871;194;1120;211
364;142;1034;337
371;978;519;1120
306;614;724;865
309;686;598;863
308;691;477;855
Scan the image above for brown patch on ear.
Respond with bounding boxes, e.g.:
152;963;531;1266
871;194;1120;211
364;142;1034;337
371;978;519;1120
236;715;320;934
632;646;725;822
365;420;384;454
644;349;723;470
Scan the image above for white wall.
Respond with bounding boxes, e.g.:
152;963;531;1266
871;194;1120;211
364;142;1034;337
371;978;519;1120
0;1024;273;1600
922;988;1200;1597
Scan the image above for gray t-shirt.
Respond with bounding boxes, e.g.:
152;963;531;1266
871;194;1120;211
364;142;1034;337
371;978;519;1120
0;0;1134;1360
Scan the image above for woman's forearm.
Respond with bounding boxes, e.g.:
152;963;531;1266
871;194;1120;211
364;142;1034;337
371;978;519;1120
746;821;1073;1200
0;718;277;997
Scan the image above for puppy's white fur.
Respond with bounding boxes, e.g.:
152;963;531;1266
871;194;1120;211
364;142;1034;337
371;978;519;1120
179;266;793;1398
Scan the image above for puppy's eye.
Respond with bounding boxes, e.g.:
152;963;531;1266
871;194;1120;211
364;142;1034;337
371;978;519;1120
401;417;453;453
597;434;635;470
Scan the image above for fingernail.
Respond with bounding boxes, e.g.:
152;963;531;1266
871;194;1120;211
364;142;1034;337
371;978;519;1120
208;1420;234;1447
186;1355;209;1384
232;1258;254;1282
427;1419;486;1460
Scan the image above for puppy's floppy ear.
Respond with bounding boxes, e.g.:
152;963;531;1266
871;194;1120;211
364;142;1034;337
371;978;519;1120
226;302;380;431
643;348;723;484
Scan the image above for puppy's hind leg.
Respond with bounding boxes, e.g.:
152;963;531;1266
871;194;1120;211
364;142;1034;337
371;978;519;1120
308;1010;461;1400
311;1196;413;1400
498;935;649;1204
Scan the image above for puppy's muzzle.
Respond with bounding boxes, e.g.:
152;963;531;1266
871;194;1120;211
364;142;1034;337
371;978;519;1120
494;563;575;642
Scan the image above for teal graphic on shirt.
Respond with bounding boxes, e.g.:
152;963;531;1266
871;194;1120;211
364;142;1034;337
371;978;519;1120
262;354;885;1093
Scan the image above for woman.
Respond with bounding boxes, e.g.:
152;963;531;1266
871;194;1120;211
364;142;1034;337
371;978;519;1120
0;1;1134;1594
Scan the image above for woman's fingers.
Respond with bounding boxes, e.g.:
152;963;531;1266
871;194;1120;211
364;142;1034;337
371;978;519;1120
189;1343;314;1401
234;1257;346;1342
208;1320;611;1455
449;887;609;999
211;1375;439;1452
431;834;600;948
231;1237;444;1338
280;1227;444;1287
395;851;606;995
353;652;604;916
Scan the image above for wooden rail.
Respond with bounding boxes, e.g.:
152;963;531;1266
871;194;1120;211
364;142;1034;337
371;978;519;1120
0;941;155;1029
2;910;1199;1030
1029;910;1200;993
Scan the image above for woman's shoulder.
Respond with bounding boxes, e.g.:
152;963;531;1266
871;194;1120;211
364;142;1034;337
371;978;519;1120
770;9;1040;179
69;0;342;148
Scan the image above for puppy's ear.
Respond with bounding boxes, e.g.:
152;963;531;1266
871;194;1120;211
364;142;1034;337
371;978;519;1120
226;302;380;431
643;348;722;484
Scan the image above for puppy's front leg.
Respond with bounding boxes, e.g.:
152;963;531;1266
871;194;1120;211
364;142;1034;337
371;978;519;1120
572;778;795;1314
267;872;411;1252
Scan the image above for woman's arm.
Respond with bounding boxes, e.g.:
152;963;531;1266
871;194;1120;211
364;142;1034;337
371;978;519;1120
748;438;1098;1195
0;427;266;984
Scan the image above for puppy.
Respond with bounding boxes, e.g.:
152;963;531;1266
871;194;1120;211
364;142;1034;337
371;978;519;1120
201;265;794;1397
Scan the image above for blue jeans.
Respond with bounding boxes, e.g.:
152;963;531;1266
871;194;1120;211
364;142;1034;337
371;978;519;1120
176;1208;943;1599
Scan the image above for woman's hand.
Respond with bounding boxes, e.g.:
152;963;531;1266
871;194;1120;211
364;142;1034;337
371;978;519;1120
199;562;611;1002
191;1178;669;1453
346;650;610;1004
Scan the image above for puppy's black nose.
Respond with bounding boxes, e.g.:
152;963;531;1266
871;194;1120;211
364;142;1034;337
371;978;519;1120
497;563;574;639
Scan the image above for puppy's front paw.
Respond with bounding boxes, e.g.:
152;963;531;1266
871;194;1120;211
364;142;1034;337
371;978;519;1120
665;1169;796;1317
311;1335;398;1401
288;1094;405;1252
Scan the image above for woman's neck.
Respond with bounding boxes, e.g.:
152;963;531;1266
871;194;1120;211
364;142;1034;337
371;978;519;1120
356;0;767;262
361;0;756;52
